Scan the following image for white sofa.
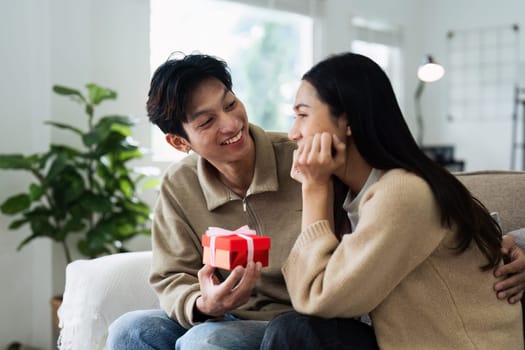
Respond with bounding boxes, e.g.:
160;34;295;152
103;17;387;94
56;171;525;349
57;251;158;350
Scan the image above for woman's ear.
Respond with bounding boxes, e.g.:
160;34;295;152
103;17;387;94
336;114;352;136
165;133;191;153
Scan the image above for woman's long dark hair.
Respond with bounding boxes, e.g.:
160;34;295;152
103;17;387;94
303;52;502;270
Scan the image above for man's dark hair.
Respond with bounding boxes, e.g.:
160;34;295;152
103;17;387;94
146;53;233;138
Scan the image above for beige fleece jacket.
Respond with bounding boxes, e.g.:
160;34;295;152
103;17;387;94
149;124;302;328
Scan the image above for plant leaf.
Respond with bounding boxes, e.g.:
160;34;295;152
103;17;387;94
49;144;82;158
140;177;161;191
44;121;84;136
51;169;85;207
0;81;155;261
122;199;151;216
29;183;44;201
8;218;29;229
97;115;135;127
16;233;39;251
119;148;143;162
86;83;117;106
79;192;112;212
1;194;31;214
28;214;57;240
90;116;135;144
45;153;68;182
82;131;102;147
63;218;86;233
53;85;87;104
0;154;37;170
118;176;134;198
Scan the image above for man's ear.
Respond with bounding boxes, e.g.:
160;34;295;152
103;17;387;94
165;133;191;153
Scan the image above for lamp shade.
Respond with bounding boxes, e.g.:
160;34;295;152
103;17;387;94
417;55;445;82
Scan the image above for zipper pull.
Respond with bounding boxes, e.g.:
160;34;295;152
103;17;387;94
242;198;247;212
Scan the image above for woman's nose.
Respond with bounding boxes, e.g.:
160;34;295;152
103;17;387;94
288;122;301;141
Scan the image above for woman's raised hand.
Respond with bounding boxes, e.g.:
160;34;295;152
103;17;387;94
291;132;345;186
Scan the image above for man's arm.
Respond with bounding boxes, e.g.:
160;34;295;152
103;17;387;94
507;228;525;252
149;175;263;328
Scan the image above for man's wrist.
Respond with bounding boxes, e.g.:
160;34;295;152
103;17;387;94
193;296;212;322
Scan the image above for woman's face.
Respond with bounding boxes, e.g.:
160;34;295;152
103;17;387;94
289;80;347;143
166;78;253;166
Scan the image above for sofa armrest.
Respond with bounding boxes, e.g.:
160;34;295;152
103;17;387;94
57;251;159;350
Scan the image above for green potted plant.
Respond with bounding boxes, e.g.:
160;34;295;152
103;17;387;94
0;83;158;264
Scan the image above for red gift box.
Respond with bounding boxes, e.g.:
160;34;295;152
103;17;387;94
202;226;271;270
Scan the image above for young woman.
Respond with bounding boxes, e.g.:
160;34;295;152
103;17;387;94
279;52;523;349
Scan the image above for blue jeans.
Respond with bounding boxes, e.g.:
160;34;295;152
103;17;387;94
105;309;268;350
260;311;379;350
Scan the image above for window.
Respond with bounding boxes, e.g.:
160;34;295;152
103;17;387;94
150;0;313;161
350;18;403;106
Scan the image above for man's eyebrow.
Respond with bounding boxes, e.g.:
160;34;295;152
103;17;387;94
293;103;310;111
189;87;229;120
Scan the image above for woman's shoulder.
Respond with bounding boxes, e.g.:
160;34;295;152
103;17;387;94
372;168;433;203
361;169;439;224
380;168;427;187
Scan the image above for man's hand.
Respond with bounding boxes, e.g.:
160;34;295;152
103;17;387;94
494;235;525;304
195;262;262;317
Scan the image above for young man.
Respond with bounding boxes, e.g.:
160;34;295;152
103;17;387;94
106;53;525;349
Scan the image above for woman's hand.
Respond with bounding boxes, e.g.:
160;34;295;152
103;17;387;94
290;132;346;186
291;132;345;231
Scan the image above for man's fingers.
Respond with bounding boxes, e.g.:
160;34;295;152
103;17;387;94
495;273;525;294
234;262;261;291
221;265;246;291
508;290;524;304
495;281;525;302
198;264;217;286
502;235;516;251
495;246;525;276
215;262;261;309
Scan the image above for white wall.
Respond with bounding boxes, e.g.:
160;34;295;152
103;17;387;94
0;0;150;348
318;0;525;171
417;0;525;171
1;0;524;348
0;1;54;348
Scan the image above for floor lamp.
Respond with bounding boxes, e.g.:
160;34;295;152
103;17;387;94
414;55;445;145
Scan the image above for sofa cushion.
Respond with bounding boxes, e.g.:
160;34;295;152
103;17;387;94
455;170;525;234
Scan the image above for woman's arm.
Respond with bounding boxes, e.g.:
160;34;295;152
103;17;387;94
290;132;345;232
283;171;446;318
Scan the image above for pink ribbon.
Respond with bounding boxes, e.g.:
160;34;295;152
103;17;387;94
205;225;256;267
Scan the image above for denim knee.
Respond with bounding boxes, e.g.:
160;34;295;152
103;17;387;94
106;309;186;350
176;319;267;350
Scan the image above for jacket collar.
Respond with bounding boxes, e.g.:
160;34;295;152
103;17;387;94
197;124;279;211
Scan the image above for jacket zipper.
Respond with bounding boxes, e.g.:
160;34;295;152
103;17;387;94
242;197;261;235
